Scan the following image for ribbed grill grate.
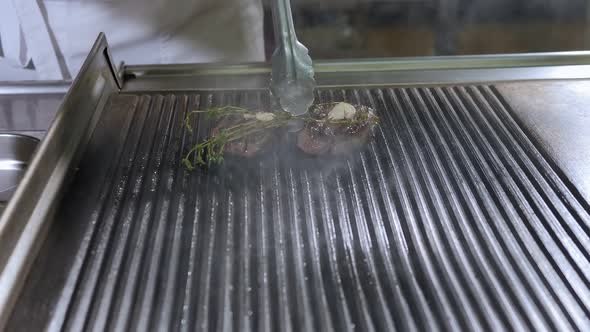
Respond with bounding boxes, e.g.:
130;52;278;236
18;86;590;331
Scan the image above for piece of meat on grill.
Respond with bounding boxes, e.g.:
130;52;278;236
210;113;277;157
297;102;377;156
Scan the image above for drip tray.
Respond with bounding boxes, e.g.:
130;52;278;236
7;85;590;331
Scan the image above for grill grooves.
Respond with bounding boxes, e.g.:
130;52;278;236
17;85;590;331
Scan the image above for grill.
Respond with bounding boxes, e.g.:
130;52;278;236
7;84;590;331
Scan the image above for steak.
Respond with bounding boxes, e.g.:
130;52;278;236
297;103;377;156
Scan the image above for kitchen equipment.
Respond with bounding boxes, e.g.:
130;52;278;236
270;0;316;115
0;134;39;209
1;33;590;331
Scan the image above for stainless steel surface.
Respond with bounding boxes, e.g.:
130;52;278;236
122;51;590;92
0;82;70;95
270;0;316;115
498;81;590;204
0;134;39;203
6;84;590;331
0;93;64;139
3;34;590;331
311;52;590;71
122;64;590;92
0;83;66;140
125;51;590;76
0;33;119;330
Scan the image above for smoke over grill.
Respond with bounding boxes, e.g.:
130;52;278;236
9;85;590;331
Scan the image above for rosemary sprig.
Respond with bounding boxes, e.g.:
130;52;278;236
182;104;378;170
184;106;250;133
182;107;294;168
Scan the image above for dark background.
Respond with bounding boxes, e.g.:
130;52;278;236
262;0;590;59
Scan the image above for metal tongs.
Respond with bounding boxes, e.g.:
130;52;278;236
270;0;316;116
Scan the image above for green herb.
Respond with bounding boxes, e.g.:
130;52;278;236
184;106;251;133
183;107;295;168
182;104;378;170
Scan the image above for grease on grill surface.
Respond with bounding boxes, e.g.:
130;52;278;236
11;87;590;332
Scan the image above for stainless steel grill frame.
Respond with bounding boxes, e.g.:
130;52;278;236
2;34;590;331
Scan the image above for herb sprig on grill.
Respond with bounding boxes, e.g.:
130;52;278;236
182;103;378;169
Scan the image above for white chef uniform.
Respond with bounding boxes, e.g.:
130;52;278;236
0;0;264;81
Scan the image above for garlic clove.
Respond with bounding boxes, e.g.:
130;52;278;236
255;112;276;122
328;102;356;121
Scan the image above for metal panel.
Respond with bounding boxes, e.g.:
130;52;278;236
125;51;590;76
0;33;119;329
0;93;63;133
0;82;70;95
8;85;590;331
497;81;590;204
0;134;39;202
122;65;590;92
122;53;590;92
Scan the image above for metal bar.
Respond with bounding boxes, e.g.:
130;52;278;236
123;51;590;77
0;82;70;95
121;65;590;92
